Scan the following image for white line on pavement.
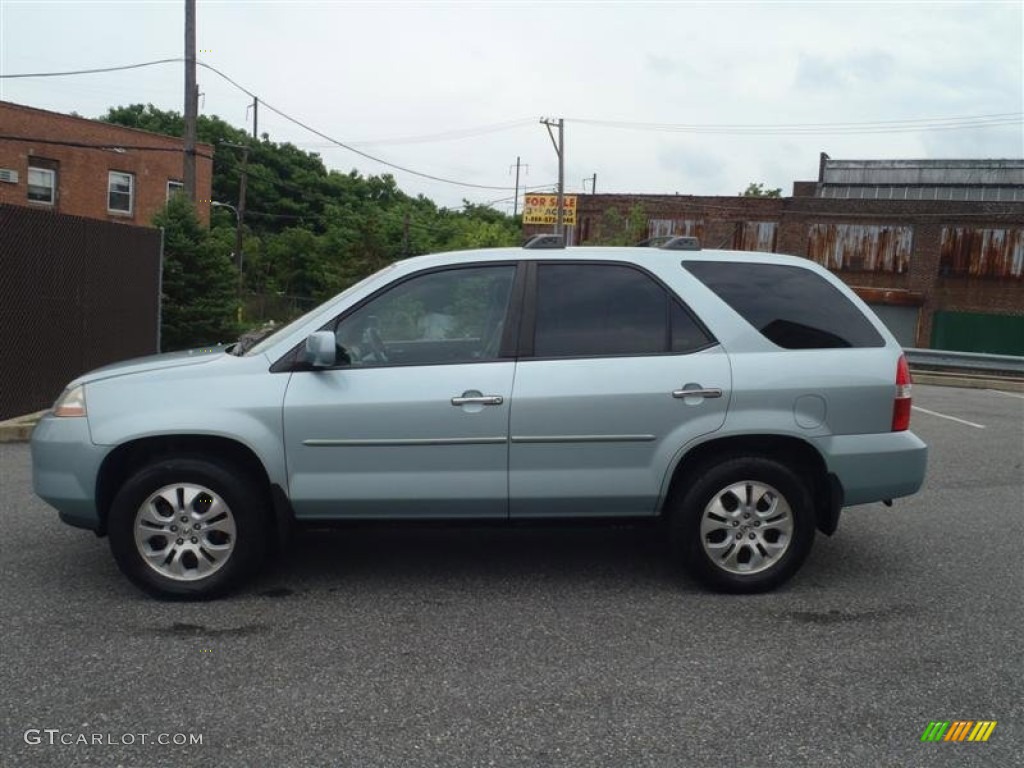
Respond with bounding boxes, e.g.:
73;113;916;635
986;389;1024;400
912;406;986;429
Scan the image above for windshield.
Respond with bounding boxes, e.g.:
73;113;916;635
241;264;398;357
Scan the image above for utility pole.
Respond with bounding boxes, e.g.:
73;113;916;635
509;156;528;217
402;210;410;257
183;0;198;202
222;142;249;323
235;147;248;322
247;97;259;139
540;118;565;235
584;173;596;194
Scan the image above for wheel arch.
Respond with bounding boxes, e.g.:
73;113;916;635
661;434;842;535
94;435;289;540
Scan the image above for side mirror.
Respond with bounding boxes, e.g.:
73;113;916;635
300;331;337;368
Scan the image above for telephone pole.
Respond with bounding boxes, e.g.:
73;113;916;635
222;142;249;322
509;156;528;217
183;0;198;202
540;118;564;235
584;173;596;194
402;210;411;257
247;97;259;139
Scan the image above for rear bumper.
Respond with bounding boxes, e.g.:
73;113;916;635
811;431;928;506
30;414;108;532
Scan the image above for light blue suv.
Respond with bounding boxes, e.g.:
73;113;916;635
31;243;927;598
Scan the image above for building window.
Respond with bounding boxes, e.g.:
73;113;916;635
167;180;185;200
108;171;134;214
27;167;56;204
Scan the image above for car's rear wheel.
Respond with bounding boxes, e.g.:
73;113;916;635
108;456;268;599
671;456;816;593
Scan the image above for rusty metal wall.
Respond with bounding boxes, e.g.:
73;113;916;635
648;218;705;240
808;223;913;273
733;221;778;252
939;227;1024;279
0;204;161;420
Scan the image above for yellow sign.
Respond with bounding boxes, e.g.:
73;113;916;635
522;194;576;225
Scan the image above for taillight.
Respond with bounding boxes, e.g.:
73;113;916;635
892;355;912;431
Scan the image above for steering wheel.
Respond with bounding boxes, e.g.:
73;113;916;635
365;326;389;363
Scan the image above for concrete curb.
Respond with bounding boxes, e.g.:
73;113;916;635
0;410;47;444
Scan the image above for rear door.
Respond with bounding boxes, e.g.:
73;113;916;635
509;261;731;518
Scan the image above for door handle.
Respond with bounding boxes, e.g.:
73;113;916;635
672;387;723;399
451;395;504;406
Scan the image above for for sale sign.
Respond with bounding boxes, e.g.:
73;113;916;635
522;195;577;225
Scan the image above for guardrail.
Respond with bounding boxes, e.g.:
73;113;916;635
904;348;1024;375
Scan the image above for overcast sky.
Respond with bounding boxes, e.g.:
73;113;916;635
2;0;1022;211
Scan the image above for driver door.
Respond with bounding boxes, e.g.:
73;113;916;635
282;264;518;520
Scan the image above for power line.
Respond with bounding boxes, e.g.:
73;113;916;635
296;119;536;148
196;62;526;190
568;113;1024;135
4;60;1018;137
1;57;529;191
0;58;184;79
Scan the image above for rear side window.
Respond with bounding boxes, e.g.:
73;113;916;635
534;263;712;357
684;261;884;349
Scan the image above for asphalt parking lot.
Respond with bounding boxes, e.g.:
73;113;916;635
1;384;1021;767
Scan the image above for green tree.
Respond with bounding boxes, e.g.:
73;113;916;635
591;203;648;245
153;196;237;351
101;103;524;326
264;227;340;301
740;182;782;198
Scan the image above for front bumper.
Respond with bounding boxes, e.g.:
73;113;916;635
812;430;928;506
31;414;109;531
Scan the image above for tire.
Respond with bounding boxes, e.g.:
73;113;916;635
108;456;269;600
670;456;816;593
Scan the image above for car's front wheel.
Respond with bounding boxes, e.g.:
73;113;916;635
108;456;269;599
671;456;816;593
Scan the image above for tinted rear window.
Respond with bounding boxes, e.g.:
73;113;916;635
683;261;884;349
534;263;713;357
535;264;666;356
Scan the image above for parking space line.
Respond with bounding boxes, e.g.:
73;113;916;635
912;406;986;429
987;389;1024;400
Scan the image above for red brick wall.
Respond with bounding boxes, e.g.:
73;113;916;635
0;101;212;226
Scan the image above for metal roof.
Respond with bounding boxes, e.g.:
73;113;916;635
821;158;1024;186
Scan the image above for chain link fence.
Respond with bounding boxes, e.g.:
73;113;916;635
0;204;161;420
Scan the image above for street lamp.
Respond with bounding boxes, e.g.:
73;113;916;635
212;201;244;323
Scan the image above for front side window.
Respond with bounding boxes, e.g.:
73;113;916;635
27;167;56;204
108;171;134;214
533;263;711;357
334;265;516;367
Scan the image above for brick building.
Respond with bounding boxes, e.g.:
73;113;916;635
0;100;213;226
532;156;1023;353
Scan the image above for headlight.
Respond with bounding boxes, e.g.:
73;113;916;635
53;385;87;418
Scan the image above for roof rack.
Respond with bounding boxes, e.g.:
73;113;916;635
522;234;566;249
